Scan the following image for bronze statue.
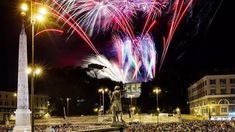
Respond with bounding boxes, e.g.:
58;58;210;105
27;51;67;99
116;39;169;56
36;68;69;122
109;85;124;124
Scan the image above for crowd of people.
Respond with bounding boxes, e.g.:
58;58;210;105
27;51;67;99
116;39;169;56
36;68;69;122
127;121;235;132
1;120;235;131
35;124;111;132
0;125;12;132
0;124;112;132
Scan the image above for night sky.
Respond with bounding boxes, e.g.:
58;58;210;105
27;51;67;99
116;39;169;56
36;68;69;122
0;0;235;114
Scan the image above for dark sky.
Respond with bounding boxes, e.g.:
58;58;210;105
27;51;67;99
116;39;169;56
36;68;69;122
0;0;235;114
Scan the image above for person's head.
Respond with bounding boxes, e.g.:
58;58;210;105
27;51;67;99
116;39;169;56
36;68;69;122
114;85;120;90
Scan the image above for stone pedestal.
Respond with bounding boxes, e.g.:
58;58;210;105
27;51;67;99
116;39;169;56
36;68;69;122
13;109;31;132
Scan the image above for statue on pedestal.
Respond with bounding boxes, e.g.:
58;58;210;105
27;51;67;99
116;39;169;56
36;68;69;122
109;85;126;127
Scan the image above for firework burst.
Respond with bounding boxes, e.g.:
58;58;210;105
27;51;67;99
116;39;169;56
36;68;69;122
85;34;157;83
38;0;194;81
49;0;168;37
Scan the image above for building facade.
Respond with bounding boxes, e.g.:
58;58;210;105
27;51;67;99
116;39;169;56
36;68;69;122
188;74;235;120
0;91;48;123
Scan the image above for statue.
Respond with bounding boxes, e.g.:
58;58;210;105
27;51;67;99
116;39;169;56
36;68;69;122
108;85;125;124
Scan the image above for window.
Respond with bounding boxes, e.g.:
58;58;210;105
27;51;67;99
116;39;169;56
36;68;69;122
210;89;216;95
220;79;226;85
210;85;216;89
211;100;216;104
230;79;235;84
204;101;206;105
231;100;235;104
221;108;227;113
230;107;235;111
219;99;229;104
231;88;235;94
210;79;216;85
212;108;216;113
202;109;208;114
221;89;227;94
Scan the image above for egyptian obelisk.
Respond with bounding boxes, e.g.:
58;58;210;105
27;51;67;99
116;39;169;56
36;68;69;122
13;23;31;132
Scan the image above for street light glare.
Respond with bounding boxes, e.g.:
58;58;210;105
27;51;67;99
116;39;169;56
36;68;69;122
98;89;102;92
153;87;161;94
94;108;98;112
27;67;32;74
157;107;160;111
39;7;47;15
35;68;42;75
20;3;28;12
176;108;180;112
35;14;45;22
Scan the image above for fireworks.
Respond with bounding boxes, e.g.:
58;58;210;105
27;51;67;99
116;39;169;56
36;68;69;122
34;28;63;37
40;1;100;54
85;34;157;83
85;55;127;82
49;0;168;37
35;0;194;82
160;0;193;69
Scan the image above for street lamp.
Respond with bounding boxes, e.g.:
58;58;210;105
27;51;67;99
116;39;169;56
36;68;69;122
98;88;109;115
27;67;42;75
176;107;181;122
176;107;180;113
27;66;42;131
21;3;29;12
93;108;98;113
66;98;71;116
157;107;160;112
153;87;161;123
153;87;161;110
21;3;47;131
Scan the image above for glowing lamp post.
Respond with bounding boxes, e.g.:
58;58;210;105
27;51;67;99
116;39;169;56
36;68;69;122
153;87;161;110
66;97;71;116
176;107;181;122
157;107;160;112
20;2;47;131
27;66;42;131
98;88;109;115
153;87;161;123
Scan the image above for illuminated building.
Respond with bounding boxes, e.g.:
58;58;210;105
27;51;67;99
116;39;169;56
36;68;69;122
188;74;235;120
0;91;48;123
